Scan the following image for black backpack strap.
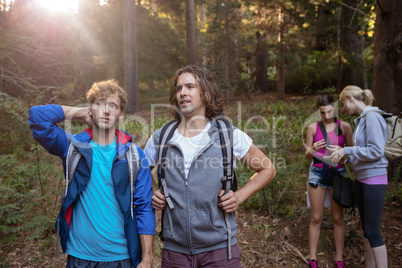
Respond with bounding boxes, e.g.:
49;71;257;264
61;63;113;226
156;121;179;241
215;118;234;190
334;118;342;136
157;121;179;210
318;120;331;146
215;117;234;260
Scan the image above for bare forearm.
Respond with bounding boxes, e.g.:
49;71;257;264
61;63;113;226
305;149;314;160
61;105;88;121
138;234;154;267
235;167;276;205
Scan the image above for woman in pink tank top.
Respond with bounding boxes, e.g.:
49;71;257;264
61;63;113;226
305;95;353;268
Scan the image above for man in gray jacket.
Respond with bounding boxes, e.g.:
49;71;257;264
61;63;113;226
144;65;276;267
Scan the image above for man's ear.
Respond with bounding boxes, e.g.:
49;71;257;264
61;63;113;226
88;106;92;116
119;111;124;120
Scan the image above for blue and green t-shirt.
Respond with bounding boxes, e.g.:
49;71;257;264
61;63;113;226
66;138;130;261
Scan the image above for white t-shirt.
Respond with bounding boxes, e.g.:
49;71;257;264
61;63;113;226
144;122;253;178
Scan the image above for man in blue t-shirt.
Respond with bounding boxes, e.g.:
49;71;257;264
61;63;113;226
29;79;155;268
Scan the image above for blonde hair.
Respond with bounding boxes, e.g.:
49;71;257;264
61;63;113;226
339;85;374;106
85;79;127;111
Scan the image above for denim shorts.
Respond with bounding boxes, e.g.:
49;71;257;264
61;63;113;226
308;166;347;189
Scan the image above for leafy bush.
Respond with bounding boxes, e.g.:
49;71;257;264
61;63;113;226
286;51;338;94
235;100;313;217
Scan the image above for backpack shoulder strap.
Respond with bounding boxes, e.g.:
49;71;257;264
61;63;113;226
215;117;235;260
126;144;140;219
215;118;234;185
157;121;179;179
57;141;82;257
157;121;179;210
318;120;331;146
66;142;82;195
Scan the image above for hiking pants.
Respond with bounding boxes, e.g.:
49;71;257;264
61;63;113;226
355;180;387;248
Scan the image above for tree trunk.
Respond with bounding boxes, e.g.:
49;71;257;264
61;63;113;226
372;0;402;181
361;22;368;89
198;0;207;68
372;0;402;114
186;0;197;65
124;0;140;113
151;0;158;15
337;6;343;92
223;0;229;104
277;4;285;100
315;3;328;51
254;31;269;92
341;0;362;87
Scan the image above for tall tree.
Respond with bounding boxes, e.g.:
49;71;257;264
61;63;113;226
315;3;330;51
254;31;269;92
277;3;285;100
198;0;207;68
186;0;197;65
372;0;402;113
124;0;140;113
372;0;402;181
341;0;362;87
337;5;343;91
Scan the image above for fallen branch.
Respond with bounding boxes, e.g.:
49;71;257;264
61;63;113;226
282;241;308;264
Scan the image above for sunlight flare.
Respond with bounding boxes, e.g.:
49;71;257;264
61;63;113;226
34;0;80;13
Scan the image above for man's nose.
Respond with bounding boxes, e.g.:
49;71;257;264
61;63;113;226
180;87;189;95
103;105;111;113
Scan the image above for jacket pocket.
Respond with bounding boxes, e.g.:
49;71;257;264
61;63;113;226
163;209;189;247
189;209;226;246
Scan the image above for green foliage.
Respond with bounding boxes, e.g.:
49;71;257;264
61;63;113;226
288;51;338;94
236;100;313;216
0;87;57;154
0;151;61;245
24;215;55;241
0;89;63;246
137;6;187;83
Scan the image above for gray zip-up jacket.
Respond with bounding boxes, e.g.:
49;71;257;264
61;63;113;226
344;106;388;180
152;119;237;255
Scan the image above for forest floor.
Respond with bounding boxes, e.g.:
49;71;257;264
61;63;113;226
2;200;401;267
1;92;401;267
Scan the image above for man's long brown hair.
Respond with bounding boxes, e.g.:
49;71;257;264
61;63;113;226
169;65;224;121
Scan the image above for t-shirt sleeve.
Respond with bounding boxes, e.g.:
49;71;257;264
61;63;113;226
233;128;253;160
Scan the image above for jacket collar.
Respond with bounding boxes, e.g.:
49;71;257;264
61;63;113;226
81;128;132;145
69;128;133;160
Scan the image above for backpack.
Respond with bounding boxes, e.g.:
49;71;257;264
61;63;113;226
365;111;402;160
56;142;140;256
156;118;237;201
332;169;355;210
156;118;236;259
